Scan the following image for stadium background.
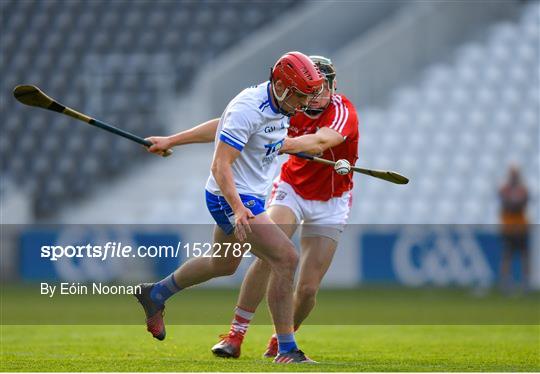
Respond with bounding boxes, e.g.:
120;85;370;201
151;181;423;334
1;0;538;290
1;1;539;372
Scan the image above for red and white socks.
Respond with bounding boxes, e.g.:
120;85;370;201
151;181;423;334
229;305;254;336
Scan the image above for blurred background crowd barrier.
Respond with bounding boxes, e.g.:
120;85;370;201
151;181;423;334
2;223;537;292
1;0;538;290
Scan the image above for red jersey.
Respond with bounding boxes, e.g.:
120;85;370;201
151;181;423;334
280;94;359;201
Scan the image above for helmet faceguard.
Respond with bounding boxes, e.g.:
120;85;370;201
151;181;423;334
270;51;325;116
271;82;322;116
304;55;337;119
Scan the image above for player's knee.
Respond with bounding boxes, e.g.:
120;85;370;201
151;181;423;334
296;283;319;303
278;246;299;274
253;258;271;272
213;259;239;276
220;263;239;276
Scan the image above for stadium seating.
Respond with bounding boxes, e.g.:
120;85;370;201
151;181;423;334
2;1;537;226
125;2;537;227
0;0;302;218
350;1;539;224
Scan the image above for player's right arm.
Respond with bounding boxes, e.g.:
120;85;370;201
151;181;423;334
280;126;344;155
145;118;220;155
211;141;254;241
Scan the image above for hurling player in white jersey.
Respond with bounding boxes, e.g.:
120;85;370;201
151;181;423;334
135;52;325;364
142;56;360;360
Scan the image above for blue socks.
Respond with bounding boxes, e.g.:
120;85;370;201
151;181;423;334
277;333;298;353
150;274;182;306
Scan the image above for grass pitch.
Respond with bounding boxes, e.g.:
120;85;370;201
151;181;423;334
1;325;538;372
1;287;539;371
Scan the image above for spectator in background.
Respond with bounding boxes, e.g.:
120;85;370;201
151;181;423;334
499;165;530;293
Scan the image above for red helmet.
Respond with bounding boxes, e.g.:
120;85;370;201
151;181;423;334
271;51;325;98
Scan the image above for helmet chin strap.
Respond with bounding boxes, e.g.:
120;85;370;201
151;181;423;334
272;83;289;102
271;83;295;116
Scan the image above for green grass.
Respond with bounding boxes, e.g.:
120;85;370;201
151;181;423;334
1;286;539;371
2;286;539;324
1;325;539;371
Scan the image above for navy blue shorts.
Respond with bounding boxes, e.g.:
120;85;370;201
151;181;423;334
205;190;266;235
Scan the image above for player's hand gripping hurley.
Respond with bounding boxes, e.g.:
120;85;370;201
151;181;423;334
294;152;409;185
13;85;172;157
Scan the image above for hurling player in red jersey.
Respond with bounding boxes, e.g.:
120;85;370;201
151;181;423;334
211;56;359;359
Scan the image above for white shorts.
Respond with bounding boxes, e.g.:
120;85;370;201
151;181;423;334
267;179;352;241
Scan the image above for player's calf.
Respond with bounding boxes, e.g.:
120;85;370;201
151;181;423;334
295;283;319;307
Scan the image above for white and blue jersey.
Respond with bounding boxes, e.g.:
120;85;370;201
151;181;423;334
205;81;288;234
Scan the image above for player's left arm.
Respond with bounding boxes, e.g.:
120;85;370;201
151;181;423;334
280;127;344;155
145;118;220;155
